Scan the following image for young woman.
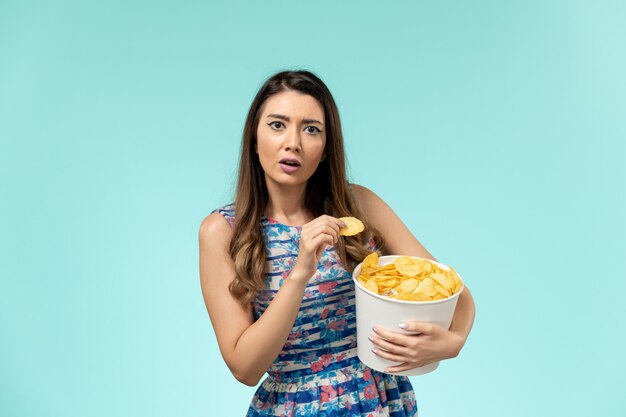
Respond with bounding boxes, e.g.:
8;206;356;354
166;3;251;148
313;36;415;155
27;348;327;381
199;70;475;416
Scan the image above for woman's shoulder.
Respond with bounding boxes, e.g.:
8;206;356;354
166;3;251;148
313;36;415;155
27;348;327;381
210;202;236;221
348;182;392;231
348;182;367;194
348;183;381;210
199;202;236;236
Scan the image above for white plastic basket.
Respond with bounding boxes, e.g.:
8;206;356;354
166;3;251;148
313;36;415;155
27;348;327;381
353;255;464;376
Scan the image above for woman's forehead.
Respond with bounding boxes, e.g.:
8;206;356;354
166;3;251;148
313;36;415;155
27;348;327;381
261;90;324;120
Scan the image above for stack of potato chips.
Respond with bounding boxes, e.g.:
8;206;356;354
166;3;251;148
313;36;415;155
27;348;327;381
357;253;463;301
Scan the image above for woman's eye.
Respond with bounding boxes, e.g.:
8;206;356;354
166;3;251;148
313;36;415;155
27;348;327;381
269;121;283;129
305;126;321;134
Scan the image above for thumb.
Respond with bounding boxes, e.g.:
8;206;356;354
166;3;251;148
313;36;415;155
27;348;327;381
398;321;437;334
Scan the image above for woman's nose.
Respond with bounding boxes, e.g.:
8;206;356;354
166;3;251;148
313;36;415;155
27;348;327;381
283;128;301;152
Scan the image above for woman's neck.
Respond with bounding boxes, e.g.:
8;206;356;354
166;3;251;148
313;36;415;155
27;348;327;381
264;181;313;225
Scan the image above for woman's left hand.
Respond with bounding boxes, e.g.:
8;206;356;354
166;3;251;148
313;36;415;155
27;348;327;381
369;321;465;373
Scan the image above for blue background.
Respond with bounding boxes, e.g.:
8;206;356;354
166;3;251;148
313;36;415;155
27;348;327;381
1;1;625;416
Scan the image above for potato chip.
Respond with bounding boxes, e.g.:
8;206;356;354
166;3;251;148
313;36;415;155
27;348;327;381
449;266;463;294
356;255;463;302
393;257;421;276
358;275;368;286
412;277;438;297
339;217;364;236
376;278;399;289
371;273;398;281
361;252;378;275
433;283;451;298
429;272;452;290
398;278;419;294
415;259;433;277
365;279;379;293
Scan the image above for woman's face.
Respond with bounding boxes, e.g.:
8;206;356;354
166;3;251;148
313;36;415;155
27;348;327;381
255;90;326;188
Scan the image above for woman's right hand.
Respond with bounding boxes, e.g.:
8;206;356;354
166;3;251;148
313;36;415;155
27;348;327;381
292;215;345;281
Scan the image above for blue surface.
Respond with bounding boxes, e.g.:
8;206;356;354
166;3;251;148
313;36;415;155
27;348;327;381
1;1;625;416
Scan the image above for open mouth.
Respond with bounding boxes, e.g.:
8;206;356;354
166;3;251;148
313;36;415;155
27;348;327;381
279;158;301;167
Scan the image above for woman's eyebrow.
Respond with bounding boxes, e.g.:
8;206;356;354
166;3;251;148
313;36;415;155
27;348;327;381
266;113;324;125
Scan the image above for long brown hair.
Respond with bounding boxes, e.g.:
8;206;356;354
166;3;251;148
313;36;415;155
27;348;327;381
228;70;384;307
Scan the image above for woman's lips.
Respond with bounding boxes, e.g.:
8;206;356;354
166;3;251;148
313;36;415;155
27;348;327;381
279;162;301;174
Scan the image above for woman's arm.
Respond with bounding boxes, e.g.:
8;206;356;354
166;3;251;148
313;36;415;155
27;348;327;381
351;184;476;372
199;212;343;386
199;212;309;386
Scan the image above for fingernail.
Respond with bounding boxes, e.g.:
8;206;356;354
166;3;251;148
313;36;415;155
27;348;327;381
398;323;408;329
368;335;374;342
372;327;378;333
341;221;347;227
371;348;377;354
